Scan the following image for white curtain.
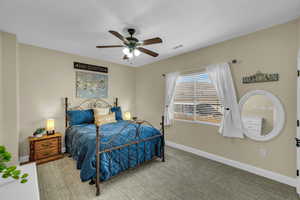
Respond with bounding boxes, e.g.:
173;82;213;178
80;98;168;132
164;72;179;126
206;63;243;138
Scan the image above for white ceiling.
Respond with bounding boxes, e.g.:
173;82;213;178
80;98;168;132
0;0;300;67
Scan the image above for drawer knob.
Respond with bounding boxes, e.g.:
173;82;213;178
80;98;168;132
42;143;50;147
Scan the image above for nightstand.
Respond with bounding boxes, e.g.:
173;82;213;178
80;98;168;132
28;132;63;164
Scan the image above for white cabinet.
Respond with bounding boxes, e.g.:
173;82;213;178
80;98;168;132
0;163;40;200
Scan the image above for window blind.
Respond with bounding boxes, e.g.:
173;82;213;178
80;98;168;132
173;72;223;124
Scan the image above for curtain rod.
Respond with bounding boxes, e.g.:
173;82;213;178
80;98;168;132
162;59;238;77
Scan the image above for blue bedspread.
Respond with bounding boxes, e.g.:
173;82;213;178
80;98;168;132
65;121;161;182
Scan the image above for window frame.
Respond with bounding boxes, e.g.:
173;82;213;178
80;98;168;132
173;71;222;127
174;118;220;127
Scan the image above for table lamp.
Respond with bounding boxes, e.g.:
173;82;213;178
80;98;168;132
46;119;55;135
124;112;131;121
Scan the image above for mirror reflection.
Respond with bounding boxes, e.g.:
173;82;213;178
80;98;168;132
241;94;275;137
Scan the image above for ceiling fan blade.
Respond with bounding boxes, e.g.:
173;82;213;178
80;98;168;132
142;37;162;46
109;30;127;43
123;55;129;60
96;45;124;48
137;47;159;57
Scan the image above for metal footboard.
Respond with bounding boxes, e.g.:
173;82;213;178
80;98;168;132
95;116;165;196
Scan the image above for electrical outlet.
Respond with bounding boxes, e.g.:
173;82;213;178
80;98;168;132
259;148;267;157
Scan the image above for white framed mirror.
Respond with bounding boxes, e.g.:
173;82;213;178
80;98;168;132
239;90;285;141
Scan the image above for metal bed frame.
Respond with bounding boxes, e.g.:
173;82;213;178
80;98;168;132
64;97;165;196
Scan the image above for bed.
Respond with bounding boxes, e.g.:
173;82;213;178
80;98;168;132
64;98;165;196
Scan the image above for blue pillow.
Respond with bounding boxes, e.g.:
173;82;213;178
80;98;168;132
111;106;123;121
67;109;94;126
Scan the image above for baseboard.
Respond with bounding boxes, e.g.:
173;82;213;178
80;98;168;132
19;147;66;164
166;141;296;187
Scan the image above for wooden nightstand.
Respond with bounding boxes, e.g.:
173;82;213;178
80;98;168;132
28;133;63;164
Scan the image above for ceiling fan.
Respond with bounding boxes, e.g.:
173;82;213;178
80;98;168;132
96;28;162;60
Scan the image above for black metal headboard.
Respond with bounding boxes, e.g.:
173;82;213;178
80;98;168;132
64;97;118;128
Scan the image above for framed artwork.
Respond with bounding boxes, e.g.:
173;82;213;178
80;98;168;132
242;71;279;84
76;71;108;98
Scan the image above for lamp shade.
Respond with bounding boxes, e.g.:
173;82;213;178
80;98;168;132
127;52;133;58
124;112;131;120
46;119;55;132
134;49;141;56
122;47;130;55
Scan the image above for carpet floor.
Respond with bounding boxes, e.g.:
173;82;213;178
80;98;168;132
37;147;298;200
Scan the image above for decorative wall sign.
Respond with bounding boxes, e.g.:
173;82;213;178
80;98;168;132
74;62;108;73
76;71;108;98
242;71;279;84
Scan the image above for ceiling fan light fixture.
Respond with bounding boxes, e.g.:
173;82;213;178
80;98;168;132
127;52;133;58
122;47;130;55
97;29;162;60
134;49;141;56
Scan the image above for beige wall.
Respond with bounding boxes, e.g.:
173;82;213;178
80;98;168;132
0;32;3;145
136;20;299;177
18;44;136;157
0;32;20;164
298;20;300;49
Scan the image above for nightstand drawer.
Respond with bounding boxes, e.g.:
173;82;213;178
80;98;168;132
35;138;58;150
35;147;58;160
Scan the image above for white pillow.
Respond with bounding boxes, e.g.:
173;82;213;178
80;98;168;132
94;107;110;125
94;107;110;115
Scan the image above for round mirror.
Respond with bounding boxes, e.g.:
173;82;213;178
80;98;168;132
239;90;285;141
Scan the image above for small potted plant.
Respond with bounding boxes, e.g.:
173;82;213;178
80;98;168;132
33;127;46;137
0;146;28;187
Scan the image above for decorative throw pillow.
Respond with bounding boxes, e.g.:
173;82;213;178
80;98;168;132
67;109;94;126
111;106;123;121
95;113;117;126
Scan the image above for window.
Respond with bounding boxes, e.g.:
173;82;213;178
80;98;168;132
173;72;223;125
